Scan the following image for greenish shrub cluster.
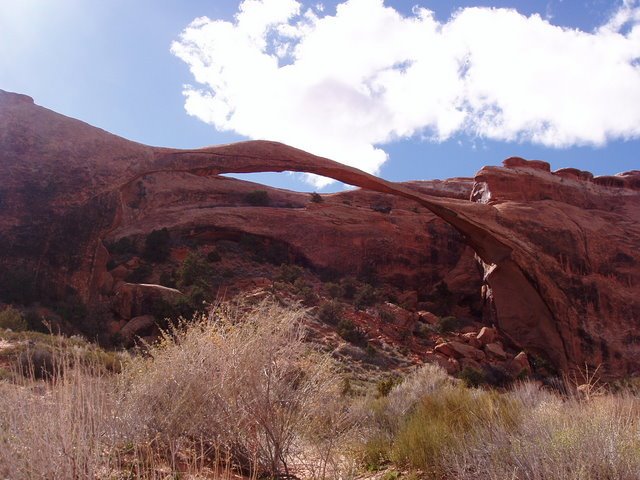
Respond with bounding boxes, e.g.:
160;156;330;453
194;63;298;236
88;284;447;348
354;284;377;310
277;264;304;283
337;319;367;346
317;300;342;325
244;189;270;206
177;251;213;289
143;228;171;262
125;263;152;283
0;306;27;332
310;192;323;203
436;315;461;333
109;237;136;255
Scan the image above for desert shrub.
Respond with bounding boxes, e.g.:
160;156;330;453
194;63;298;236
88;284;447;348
371;204;392;214
0;266;37;305
459;366;485;387
436;315;461;333
447;386;640;480
277;264;304;283
482;364;513;387
297;286;317;306
377;376;401;398
206;249;222;262
355;284;377;310
122;301;342;477
244;189;270;206
0;306;27;331
340;276;358;300
317;300;343;325
177;251;213;289
337;319;367;346
125;263;152;283
109;236;135;254
385;363;452;419
378;308;395;323
158;269;177;288
23;309;49;333
391;386;520;475
18;344;56;379
360;434;392;471
143;228;171;262
325;282;342;298
0;352;123;479
310;192;323;203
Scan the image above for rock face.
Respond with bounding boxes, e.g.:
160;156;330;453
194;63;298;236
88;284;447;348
1;89;639;378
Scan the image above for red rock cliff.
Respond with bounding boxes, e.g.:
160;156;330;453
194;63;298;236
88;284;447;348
1;89;638;377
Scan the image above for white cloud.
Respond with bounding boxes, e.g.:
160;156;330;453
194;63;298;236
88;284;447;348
171;0;640;186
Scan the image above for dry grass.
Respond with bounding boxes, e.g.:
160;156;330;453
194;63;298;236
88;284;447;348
354;372;640;480
0;301;353;479
446;383;640;480
2;304;640;480
122;301;348;478
0;350;123;478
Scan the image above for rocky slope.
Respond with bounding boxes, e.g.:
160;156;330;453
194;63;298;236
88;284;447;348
1;89;638;378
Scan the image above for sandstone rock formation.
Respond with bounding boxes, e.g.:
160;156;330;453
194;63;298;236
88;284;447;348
1;89;639;377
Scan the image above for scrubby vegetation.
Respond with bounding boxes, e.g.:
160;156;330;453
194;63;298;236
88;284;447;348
0;306;27;331
1;302;640;479
244;189;270;206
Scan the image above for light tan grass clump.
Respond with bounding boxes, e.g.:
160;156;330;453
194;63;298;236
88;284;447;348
0;349;123;479
121;301;345;478
0;301;351;479
446;382;640;480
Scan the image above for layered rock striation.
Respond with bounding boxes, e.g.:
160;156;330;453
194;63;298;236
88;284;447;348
1;89;638;377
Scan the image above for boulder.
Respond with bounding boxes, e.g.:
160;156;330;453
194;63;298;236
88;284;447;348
427;352;460;375
462;332;482;348
509;351;532;376
417;311;440;325
436;341;485;362
113;282;182;320
484;342;507;360
477;326;496;345
119;315;155;342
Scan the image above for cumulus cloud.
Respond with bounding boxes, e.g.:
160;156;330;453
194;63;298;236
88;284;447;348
171;0;640;186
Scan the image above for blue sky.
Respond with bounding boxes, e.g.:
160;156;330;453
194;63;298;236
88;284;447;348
1;0;638;191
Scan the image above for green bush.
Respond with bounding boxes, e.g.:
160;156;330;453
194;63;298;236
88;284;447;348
109;237;135;255
436;315;461;333
158;270;177;288
355;284;377;310
277;264;303;283
378;309;395;323
310;192;323;203
340;277;358;300
325;282;342;299
19;345;55;379
24;309;49;333
206;250;222;263
0;306;27;331
459;366;485;388
125;263;152;283
391;386;520;474
244;190;270;206
177;251;213;289
317;300;342;325
143;228;171;262
337;319;367;346
377;375;401;397
0;267;37;305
